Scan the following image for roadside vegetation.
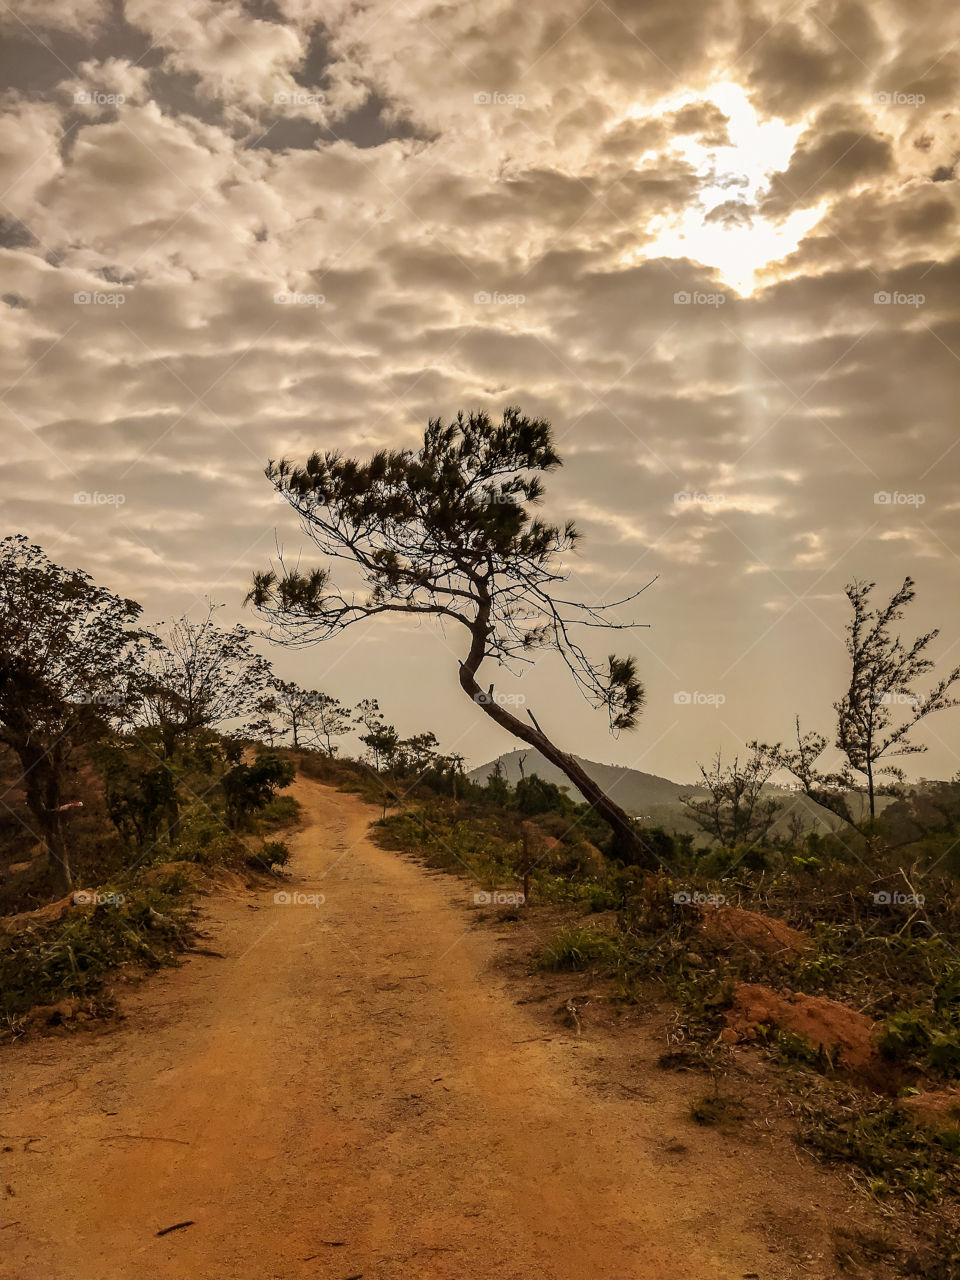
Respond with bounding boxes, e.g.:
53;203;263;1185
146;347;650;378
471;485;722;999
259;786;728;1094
366;756;960;1277
361;571;960;1277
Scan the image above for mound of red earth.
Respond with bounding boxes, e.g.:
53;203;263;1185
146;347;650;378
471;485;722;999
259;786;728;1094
899;1087;960;1133
722;982;899;1091
698;904;808;956
0;890;94;934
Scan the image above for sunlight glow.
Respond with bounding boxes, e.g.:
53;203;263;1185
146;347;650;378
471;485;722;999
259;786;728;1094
627;83;823;295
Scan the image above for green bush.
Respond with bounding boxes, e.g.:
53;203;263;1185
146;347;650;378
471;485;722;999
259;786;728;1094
258;794;302;827
582;884;621;912
170;810;242;866
880;1008;960;1077
246;840;292;872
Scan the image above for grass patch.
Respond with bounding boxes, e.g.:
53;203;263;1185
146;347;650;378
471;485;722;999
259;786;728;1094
538;925;620;972
800;1095;960;1205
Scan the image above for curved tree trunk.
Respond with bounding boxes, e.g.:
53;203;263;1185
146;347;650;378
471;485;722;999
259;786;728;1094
458;662;661;869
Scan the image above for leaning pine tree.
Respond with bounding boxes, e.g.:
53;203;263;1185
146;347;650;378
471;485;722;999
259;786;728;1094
248;407;659;866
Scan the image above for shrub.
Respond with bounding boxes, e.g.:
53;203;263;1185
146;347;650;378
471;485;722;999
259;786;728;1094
582;884;621;912
170;810;242;866
258;794;301;827
246;840;291;872
880;1008;960;1077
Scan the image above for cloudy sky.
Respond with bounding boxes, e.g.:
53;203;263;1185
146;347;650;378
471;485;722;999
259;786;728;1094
2;0;959;782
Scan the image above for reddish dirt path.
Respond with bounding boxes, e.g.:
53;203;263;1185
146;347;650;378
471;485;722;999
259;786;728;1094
2;777;859;1279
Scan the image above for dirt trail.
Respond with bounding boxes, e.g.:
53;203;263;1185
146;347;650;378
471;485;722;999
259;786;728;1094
3;778;856;1280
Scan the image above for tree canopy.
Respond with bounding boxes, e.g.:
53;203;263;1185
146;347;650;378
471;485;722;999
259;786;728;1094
0;535;147;888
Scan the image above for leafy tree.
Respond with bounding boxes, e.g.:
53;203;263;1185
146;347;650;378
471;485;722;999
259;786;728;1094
249;678;318;749
248;407;656;865
304;690;352;757
836;578;960;818
769;578;960;830
354;698;400;771
514;773;576;817
484;760;512;808
269;678;314;749
640;825;690;868
681;747;782;847
246;689;283;747
140;603;272;759
94;741;178;854
396;730;441;773
253;681;353;757
418;749;466;798
222;749;295;829
0;536;147;890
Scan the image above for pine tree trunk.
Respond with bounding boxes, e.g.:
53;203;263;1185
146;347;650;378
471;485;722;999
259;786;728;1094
458;663;660;869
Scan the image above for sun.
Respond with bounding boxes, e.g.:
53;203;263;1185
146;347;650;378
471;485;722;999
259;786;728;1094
627;82;823;296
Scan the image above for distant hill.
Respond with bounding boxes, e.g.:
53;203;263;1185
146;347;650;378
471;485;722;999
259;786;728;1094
469;749;695;810
468;748;855;838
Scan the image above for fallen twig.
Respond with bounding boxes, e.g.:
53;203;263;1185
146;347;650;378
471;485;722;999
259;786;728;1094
105;1134;191;1145
616;1082;653;1098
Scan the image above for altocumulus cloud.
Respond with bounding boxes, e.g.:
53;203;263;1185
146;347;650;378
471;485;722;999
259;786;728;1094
0;0;958;781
